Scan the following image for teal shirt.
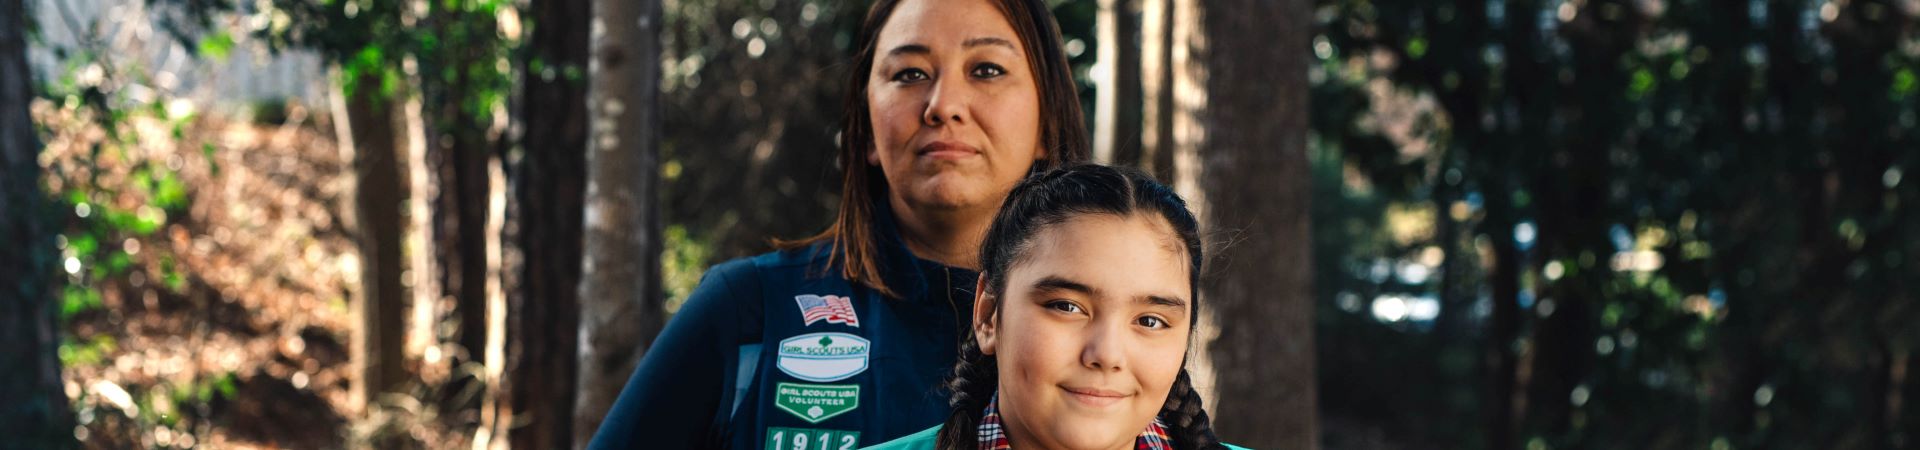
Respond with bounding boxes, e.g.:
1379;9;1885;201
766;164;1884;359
861;425;1253;450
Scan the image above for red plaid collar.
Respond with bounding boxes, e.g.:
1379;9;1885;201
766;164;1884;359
977;392;1174;450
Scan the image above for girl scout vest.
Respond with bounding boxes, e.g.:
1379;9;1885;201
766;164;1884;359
716;240;978;450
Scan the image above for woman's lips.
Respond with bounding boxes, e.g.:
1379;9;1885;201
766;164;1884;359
1060;385;1130;408
916;141;980;161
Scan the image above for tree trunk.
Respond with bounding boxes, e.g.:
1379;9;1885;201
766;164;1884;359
419;5;498;380
1093;0;1142;166
575;0;664;445
1;3;74;446
1136;0;1175;181
505;0;589;445
337;68;410;416
1483;207;1523;450
1170;0;1318;447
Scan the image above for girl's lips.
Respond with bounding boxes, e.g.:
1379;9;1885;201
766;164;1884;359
1060;385;1130;407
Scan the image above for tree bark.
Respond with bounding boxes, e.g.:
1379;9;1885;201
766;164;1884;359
1483;206;1523;450
1;3;74;446
1093;0;1142;166
575;0;664;445
505;0;589;445
419;5;498;379
1137;0;1176;182
1170;0;1318;447
337;68;410;416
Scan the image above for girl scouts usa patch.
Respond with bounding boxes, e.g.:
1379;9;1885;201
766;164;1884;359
776;332;870;382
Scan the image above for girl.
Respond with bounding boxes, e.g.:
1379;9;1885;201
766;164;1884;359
589;0;1090;448
867;165;1246;450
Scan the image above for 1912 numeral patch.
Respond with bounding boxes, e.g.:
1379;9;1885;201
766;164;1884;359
766;427;858;450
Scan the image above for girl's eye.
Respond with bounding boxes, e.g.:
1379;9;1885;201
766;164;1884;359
1046;300;1083;314
970;63;1006;79
1137;316;1169;329
892;68;929;83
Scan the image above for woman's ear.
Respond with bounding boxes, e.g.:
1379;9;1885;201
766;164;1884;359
867;147;881;166
973;274;998;356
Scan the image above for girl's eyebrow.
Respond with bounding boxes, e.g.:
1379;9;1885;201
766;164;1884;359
1030;275;1188;310
1031;275;1098;296
1142;295;1188;310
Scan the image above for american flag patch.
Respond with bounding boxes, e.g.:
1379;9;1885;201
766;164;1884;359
795;294;859;327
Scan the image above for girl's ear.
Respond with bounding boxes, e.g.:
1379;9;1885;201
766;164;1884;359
973;274;998;356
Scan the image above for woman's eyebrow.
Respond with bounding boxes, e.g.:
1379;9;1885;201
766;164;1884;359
886;43;931;57
887;37;1015;58
963;36;1016;51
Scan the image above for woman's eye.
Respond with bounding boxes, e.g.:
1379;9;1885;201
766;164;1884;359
1137;316;1168;329
1046;300;1083;314
970;63;1006;79
892;68;929;83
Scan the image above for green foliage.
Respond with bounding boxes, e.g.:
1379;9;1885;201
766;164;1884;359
662;225;715;314
30;8;233;445
197;31;235;61
39;51;199;322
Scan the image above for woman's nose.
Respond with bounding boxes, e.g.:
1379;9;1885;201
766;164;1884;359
921;77;971;127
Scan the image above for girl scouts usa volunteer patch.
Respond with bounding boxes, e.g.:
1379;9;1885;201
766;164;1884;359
773;383;859;423
776;332;870;382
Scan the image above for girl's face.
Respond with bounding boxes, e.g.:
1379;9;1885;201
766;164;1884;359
974;214;1192;450
866;0;1045;213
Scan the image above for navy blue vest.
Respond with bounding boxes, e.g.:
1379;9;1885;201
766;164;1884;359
589;208;977;449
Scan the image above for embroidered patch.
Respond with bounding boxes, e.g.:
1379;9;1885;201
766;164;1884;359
795;294;859;327
766;427;861;450
773;383;860;424
775;332;870;382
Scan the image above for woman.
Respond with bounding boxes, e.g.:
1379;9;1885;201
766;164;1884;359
865;165;1245;450
588;0;1089;447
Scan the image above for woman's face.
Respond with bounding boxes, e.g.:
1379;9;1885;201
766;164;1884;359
867;0;1045;213
974;214;1192;450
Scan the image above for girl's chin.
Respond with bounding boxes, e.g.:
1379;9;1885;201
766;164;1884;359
1034;425;1140;450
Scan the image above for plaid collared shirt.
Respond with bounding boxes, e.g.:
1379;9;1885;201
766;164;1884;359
977;391;1174;450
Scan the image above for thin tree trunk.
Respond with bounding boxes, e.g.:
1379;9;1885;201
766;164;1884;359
1483;198;1522;450
419;6;497;380
1093;0;1142;166
1137;0;1175;181
1;3;74;446
1171;0;1318;447
575;0;664;445
505;0;590;445
337;68;410;416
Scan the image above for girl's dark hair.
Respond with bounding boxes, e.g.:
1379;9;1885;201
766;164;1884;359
935;164;1224;450
778;0;1091;297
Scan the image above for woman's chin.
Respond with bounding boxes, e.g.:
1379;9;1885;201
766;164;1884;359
904;183;991;211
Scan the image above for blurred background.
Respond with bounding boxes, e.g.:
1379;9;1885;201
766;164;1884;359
2;0;1917;448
